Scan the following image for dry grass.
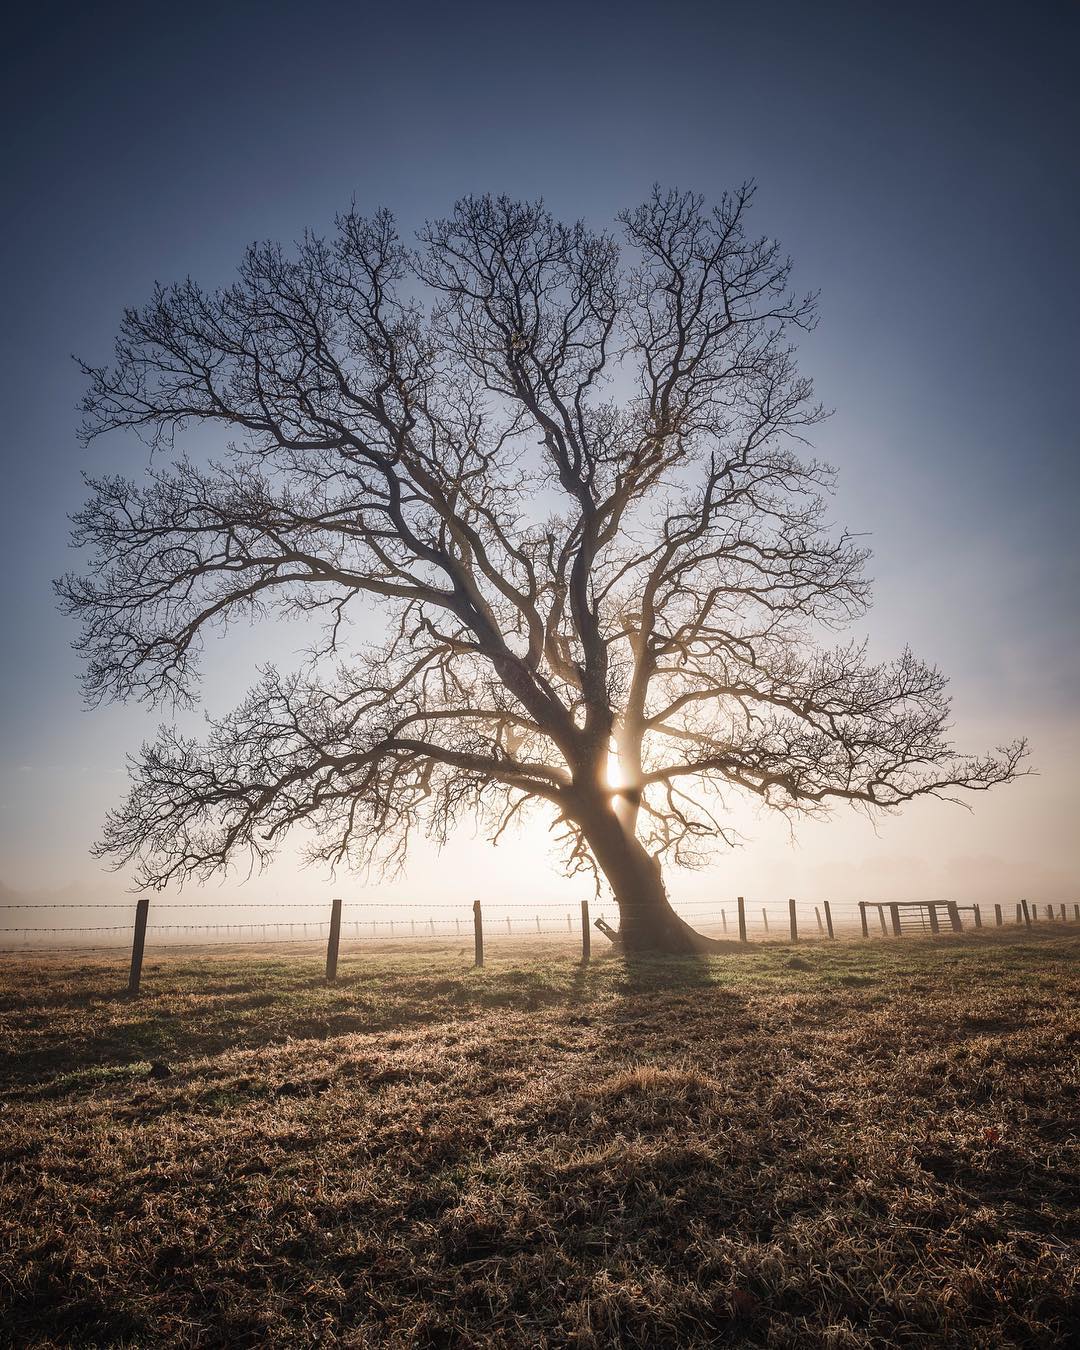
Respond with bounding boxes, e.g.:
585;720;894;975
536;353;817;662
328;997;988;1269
1;928;1078;1346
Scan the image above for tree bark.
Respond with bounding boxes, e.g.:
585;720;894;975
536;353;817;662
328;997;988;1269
576;797;728;954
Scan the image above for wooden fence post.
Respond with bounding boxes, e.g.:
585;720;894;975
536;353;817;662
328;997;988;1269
737;895;748;944
1074;903;1079;922
127;897;150;996
927;903;940;934
994;904;1002;927
889;903;902;937
946;902;962;932
325;897;342;983
824;900;835;939
762;908;769;933
788;897;798;943
877;905;888;936
859;901;868;938
1021;897;1032;929
1032;904;1038;921
972;904;982;929
473;900;484;967
1015;902;1022;925
580;899;591;964
721;908;728;933
1060;904;1067;921
594;916;619;945
814;905;824;934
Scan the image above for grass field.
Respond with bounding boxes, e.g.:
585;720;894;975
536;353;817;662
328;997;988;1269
1;929;1078;1347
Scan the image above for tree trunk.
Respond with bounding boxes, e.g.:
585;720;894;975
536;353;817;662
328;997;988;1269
577;798;729;955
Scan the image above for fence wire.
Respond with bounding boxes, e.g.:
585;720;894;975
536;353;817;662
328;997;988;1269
1;896;1076;957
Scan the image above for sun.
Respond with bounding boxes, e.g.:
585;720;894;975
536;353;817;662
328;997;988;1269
605;750;626;791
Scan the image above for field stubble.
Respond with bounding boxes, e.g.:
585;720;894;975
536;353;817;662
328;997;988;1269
0;928;1077;1347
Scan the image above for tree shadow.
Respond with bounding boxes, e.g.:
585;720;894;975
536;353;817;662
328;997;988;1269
610;954;724;1002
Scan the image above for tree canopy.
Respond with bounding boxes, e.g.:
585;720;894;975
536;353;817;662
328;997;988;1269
59;185;1024;950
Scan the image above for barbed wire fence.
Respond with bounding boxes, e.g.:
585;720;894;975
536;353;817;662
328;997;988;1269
1;894;1078;994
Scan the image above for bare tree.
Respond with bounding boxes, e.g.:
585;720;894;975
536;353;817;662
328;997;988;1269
59;186;1025;952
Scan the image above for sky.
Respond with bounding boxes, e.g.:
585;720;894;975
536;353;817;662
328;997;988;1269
1;0;1077;920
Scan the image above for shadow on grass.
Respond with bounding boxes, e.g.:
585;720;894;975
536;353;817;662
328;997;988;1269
0;955;616;1088
4;929;1076;1093
615;950;724;994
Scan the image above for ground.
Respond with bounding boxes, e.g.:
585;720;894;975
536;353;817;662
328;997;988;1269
1;928;1077;1347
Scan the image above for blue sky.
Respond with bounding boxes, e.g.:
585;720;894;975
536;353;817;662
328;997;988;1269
1;0;1077;907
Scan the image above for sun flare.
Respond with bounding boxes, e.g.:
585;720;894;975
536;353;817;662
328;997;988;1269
605;751;626;791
